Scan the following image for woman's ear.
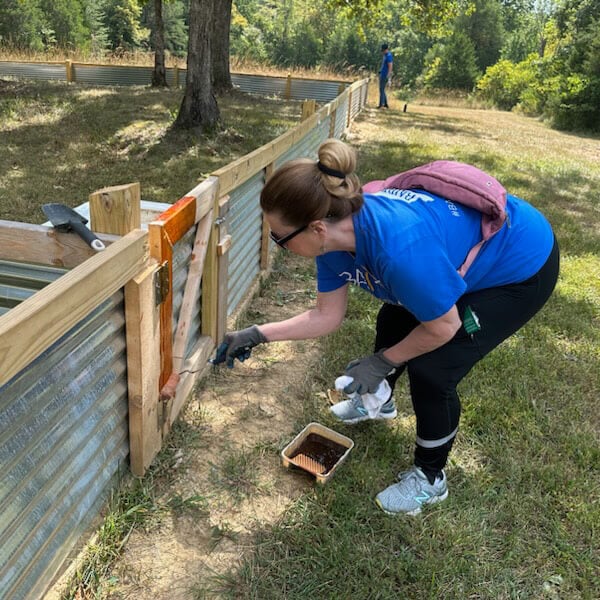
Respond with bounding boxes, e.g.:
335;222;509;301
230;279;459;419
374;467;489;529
309;220;327;235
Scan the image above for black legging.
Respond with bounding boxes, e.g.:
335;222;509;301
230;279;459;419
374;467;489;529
374;237;560;475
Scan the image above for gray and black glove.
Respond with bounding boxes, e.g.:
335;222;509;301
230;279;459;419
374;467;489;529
343;350;399;394
211;325;267;368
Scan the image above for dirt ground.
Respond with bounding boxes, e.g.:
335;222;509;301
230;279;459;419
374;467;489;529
108;252;324;599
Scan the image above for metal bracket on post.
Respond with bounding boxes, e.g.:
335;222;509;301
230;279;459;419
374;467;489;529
154;261;170;305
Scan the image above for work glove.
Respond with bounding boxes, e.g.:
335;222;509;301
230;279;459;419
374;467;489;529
210;325;267;368
343;350;399;394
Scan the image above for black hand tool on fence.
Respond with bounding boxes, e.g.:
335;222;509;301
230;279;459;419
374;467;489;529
42;203;106;252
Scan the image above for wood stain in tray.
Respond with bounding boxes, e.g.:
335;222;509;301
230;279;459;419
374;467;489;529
281;422;354;484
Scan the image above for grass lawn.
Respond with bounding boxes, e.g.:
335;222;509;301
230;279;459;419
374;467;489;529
207;97;600;598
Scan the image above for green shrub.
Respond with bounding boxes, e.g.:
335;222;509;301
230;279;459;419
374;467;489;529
476;54;539;110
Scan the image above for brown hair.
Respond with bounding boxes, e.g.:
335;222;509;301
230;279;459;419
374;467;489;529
260;138;363;227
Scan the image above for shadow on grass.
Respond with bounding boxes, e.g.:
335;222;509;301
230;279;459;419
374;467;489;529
0;80;300;223
364;106;494;141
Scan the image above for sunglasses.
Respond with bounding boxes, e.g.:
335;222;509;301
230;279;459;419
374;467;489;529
269;224;308;248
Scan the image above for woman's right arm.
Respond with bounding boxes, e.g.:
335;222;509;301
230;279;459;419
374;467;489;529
259;285;349;342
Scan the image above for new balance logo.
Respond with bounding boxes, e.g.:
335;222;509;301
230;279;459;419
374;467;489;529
414;491;431;505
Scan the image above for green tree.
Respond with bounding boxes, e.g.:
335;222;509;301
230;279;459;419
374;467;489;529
501;12;541;62
103;0;148;50
163;0;188;55
390;29;432;89
323;22;373;71
423;31;480;89
455;0;505;72
212;0;233;92
326;0;472;37
39;0;89;48
230;1;269;61
0;0;46;50
174;0;220;131
141;0;188;55
546;0;600;129
83;0;110;55
476;54;538;108
286;20;322;67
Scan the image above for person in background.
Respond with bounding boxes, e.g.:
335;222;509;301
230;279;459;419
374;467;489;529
378;43;393;109
212;139;559;516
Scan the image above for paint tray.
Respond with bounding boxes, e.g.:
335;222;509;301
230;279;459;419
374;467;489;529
281;422;354;484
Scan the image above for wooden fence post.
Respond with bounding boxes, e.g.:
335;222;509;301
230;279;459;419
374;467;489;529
148;222;173;390
65;60;74;83
89;182;141;236
301;99;316;121
285;73;292;99
125;262;162;476
216;196;231;343
329;107;337;138
201;188;222;343
346;89;353;128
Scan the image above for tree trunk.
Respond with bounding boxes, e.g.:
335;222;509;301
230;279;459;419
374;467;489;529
151;0;168;87
211;0;233;93
174;0;221;131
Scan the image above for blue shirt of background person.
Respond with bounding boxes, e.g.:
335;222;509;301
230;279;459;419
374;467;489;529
378;44;393;108
316;189;554;322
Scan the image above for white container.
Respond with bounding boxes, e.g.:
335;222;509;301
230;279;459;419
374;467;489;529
281;422;354;484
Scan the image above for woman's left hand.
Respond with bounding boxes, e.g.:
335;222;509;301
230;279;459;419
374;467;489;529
343;350;400;394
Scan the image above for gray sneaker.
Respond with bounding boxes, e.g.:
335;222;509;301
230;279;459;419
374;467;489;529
330;395;397;424
375;466;448;515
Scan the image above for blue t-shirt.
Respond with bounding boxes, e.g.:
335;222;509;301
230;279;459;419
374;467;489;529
380;51;393;77
316;189;554;322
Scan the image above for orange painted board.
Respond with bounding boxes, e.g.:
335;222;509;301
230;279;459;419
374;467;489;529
155;196;197;244
148;222;174;388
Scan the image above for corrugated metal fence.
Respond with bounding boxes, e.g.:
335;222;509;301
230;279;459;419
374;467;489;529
0;260;64;317
226;171;266;316
0;71;369;600
172;227;202;360
0;288;128;600
0;60;348;102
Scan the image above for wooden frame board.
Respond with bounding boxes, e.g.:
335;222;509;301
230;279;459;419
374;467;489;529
0;229;148;387
125;262;162;476
0;221;119;268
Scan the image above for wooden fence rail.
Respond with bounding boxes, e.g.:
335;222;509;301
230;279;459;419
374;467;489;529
0;229;148;387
